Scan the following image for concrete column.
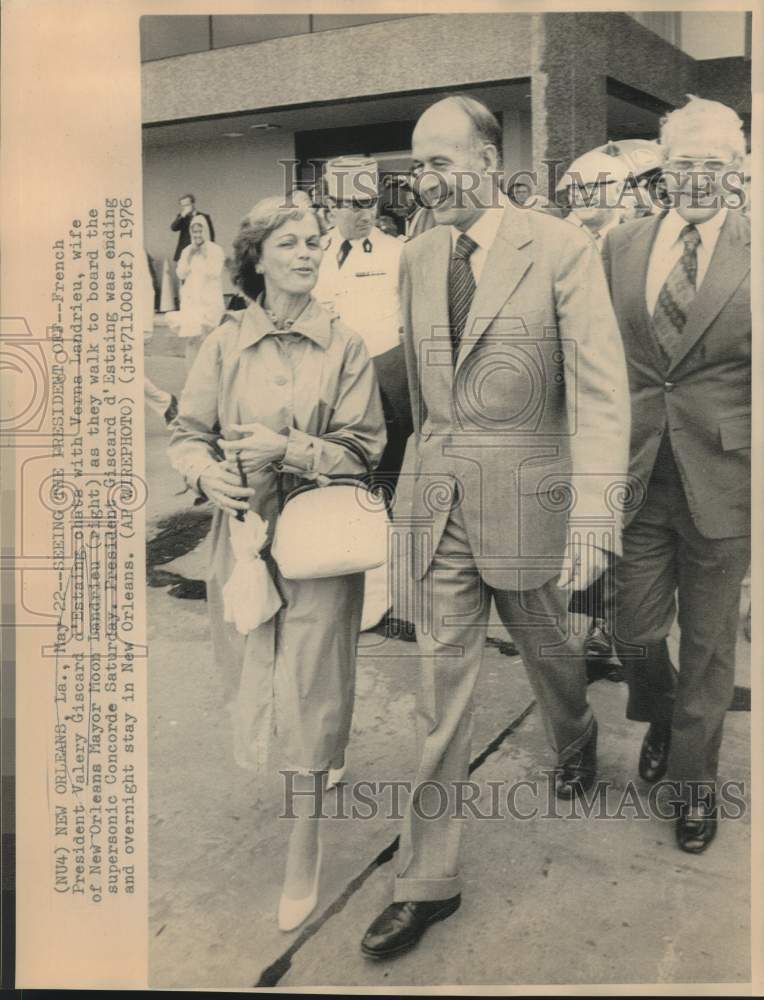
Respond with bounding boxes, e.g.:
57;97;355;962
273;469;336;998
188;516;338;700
530;13;609;198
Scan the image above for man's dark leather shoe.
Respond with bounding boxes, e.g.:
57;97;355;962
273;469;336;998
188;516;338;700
638;723;671;783
676;794;718;854
585;618;614;659
360;896;461;959
554;720;598;799
375;614;417;643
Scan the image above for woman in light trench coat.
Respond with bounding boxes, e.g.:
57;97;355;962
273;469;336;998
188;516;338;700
168;196;386;931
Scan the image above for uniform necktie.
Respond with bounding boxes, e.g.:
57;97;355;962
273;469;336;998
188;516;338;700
652;224;701;363
448;233;479;359
337;239;353;269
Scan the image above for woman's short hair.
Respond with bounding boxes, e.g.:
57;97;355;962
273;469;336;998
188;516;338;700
231;195;324;300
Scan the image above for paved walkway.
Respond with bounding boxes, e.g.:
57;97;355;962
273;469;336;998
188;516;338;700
143;335;752;990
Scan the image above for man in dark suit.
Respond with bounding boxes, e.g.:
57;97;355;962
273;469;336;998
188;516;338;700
360;95;630;959
602;97;750;854
170;193;215;262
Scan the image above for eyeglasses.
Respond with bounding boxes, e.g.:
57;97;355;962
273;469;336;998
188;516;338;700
664;158;737;174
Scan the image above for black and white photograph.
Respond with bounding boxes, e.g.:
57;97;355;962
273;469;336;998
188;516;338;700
6;3;756;991
140;9;754;990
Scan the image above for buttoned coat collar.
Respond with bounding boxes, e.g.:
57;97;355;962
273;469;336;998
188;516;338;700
237;296;332;352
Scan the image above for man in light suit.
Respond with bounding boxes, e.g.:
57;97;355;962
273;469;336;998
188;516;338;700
360;95;631;959
602;97;751;854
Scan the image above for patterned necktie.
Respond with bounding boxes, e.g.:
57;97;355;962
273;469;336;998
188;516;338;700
449;233;479;359
652;224;701;363
337;239;353;269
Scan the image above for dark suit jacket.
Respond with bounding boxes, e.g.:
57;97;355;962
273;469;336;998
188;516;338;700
400;201;631;591
602;210;751;539
170;210;215;262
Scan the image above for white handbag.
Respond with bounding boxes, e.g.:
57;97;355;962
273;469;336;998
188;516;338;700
271;475;389;580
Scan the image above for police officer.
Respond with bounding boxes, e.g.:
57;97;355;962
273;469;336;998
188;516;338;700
314;156;413;635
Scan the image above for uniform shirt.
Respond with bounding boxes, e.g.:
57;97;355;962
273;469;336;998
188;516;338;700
450;191;510;283
645;207;728;315
313;226;403;358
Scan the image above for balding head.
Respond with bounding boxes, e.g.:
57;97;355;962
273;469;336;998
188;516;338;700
414;95;502;168
411;95;502;230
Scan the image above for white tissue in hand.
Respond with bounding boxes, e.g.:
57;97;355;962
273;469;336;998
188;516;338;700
223;512;281;634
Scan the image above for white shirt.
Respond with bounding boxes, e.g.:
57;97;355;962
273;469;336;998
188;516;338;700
566;213;622;253
645;208;728;315
450;192;511;284
313;226;403;357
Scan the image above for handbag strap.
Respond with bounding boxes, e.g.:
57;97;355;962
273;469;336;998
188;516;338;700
321;434;372;476
278;434;374;507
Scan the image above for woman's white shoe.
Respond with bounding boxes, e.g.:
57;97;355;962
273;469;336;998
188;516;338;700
277;842;323;932
326;762;346;790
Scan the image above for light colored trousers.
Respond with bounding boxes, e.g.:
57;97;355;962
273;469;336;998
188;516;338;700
394;502;593;902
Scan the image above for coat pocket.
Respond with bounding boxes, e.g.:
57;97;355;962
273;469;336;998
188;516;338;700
719;415;751;451
518;456;572;496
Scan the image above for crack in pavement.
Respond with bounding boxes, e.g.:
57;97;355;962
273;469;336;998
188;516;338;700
252;666;751;986
254;699;538;988
146;507;750;984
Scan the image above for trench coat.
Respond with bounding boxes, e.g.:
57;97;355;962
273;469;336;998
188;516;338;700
168;297;386;770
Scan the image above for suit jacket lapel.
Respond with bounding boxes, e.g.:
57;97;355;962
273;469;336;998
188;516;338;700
427;224;452;336
455;206;533;374
668;211;750;373
417;226;455;396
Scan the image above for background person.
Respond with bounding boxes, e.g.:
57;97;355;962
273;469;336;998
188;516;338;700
560;148;630;247
169;195;386;931
170;192;215;262
171;215;225;371
509;179;532;205
141;248;177;425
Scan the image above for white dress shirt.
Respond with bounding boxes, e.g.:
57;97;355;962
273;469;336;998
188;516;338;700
451;192;511;284
566;212;622;253
645;208;728;315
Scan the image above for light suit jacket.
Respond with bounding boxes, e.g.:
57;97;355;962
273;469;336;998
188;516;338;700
400;201;631;591
602;210;751;539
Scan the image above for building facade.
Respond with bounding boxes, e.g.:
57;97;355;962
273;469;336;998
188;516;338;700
141;11;751;280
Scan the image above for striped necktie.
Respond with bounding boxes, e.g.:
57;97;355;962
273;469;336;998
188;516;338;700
449;233;479;359
652;224;701;364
